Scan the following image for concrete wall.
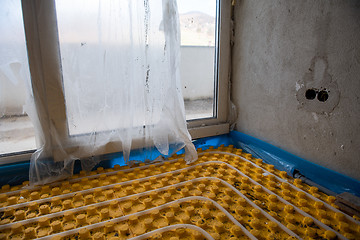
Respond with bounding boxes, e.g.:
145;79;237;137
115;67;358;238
232;0;360;180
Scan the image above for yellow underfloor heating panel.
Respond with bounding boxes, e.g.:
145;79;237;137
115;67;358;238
0;146;359;240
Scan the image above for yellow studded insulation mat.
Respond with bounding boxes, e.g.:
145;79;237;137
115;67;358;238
0;145;359;240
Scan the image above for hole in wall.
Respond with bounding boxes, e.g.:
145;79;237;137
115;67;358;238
305;88;329;102
305;89;317;100
317;90;329;102
297;56;339;113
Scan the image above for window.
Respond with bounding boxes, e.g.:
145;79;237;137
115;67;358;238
1;0;231;162
178;0;217;120
0;0;36;157
185;0;231;138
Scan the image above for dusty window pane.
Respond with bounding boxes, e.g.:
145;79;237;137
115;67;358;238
56;0;180;136
178;0;217;120
0;0;36;155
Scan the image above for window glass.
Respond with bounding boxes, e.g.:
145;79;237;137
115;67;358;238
56;0;175;136
0;0;219;156
56;0;218;136
178;0;218;120
0;0;36;155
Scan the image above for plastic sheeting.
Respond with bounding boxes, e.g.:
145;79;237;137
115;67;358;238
230;131;360;197
237;142;297;175
1;132;360;196
5;0;197;185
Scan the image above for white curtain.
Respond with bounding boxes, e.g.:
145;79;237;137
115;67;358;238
3;0;198;185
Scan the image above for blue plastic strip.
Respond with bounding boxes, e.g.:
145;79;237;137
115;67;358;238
193;134;233;151
0;131;359;197
0;161;30;187
229;131;360;197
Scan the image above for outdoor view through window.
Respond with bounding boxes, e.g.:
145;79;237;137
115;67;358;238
0;0;218;155
0;0;36;155
179;0;217;120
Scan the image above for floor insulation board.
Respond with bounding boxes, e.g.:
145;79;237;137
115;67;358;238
0;145;359;240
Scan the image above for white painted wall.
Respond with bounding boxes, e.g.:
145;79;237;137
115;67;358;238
180;46;215;100
0;68;27;117
232;0;360;180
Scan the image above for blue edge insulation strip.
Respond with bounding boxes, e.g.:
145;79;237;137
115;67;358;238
0;130;359;197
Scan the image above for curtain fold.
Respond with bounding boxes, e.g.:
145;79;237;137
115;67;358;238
24;0;197;185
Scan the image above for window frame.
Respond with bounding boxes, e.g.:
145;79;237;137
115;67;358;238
186;0;231;139
1;0;232;164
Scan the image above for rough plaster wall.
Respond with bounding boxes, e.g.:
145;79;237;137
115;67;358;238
232;0;360;180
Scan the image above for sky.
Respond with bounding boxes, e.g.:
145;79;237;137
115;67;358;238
177;0;217;17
